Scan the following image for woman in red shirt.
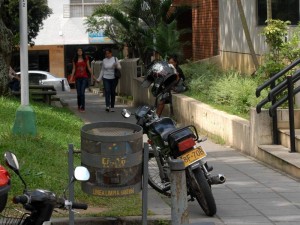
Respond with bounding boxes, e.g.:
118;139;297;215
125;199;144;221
70;48;94;112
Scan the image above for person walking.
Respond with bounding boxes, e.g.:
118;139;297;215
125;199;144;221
70;48;94;112
97;48;121;112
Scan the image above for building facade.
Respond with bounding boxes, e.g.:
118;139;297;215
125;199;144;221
174;0;300;74
13;0;114;78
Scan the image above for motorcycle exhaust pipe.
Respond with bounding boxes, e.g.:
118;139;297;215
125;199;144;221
209;174;226;185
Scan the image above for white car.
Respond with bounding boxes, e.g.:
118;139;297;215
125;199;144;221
16;70;70;92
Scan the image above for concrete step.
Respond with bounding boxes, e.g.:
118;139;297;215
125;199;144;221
278;129;300;152
258;144;300;179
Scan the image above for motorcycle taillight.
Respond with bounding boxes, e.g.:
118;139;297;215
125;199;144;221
178;137;195;152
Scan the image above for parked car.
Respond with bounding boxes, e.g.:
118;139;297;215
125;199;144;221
16;70;70;92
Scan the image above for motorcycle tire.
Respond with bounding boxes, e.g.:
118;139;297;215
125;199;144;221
148;149;171;197
188;167;216;216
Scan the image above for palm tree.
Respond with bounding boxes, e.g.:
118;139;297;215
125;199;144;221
145;20;190;60
85;0;189;63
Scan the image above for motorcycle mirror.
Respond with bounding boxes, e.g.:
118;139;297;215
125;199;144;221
4;152;27;190
4;152;20;173
121;109;131;118
63;166;90;198
74;166;90;181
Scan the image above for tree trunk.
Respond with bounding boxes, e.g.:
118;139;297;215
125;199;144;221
0;0;13;95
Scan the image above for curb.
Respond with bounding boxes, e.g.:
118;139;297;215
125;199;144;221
52;215;171;225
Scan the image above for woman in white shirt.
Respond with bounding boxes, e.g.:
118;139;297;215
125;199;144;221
98;48;121;112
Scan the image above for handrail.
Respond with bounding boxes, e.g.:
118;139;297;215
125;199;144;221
256;58;300;152
269;85;300;116
268;70;300;101
256;58;300;97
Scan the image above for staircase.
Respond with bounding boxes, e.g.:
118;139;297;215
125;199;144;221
258;129;300;179
255;58;300;179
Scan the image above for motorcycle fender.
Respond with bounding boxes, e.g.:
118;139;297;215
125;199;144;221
190;161;201;170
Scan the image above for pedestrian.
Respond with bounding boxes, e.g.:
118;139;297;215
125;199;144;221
8;66;20;92
97;48;121;112
168;55;186;83
70;48;94;112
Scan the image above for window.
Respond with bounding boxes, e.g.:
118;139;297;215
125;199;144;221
69;0;112;17
257;0;300;25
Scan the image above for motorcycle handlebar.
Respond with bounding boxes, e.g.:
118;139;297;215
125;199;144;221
13;195;29;204
14;195;88;210
56;198;88;210
71;202;88;210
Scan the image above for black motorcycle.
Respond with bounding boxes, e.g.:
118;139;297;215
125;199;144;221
122;105;225;216
1;151;89;225
122;60;226;216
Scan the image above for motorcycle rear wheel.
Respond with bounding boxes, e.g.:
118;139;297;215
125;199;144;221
188;167;216;216
148;149;171;197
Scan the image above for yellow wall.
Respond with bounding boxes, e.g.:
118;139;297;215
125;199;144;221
29;45;65;78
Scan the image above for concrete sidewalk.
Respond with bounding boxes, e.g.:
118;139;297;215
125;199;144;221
58;89;300;225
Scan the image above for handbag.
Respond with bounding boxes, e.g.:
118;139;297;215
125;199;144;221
114;57;121;79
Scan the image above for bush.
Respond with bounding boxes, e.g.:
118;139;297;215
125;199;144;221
181;62;268;118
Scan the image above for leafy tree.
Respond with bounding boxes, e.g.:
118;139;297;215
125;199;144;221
258;19;291;78
144;20;190;60
85;0;189;63
0;0;52;95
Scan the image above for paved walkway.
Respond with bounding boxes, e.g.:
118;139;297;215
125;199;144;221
58;89;300;225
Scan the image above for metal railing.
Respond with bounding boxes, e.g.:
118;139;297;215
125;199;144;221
256;58;300;153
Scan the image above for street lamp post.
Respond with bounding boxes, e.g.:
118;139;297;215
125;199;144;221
12;0;37;136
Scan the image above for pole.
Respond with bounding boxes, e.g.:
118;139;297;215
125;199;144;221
169;158;189;225
142;143;149;225
287;76;296;153
19;0;29;106
12;0;37;136
68;144;75;225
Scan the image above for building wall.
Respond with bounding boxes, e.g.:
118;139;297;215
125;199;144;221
219;0;267;74
29;45;65;78
192;0;219;60
173;0;219;60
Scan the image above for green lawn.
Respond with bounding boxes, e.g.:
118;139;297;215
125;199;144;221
0;96;142;217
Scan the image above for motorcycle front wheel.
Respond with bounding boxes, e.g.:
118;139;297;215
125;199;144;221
187;167;216;216
148;149;171;197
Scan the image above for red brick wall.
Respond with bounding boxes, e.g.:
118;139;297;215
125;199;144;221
173;0;219;61
192;0;219;60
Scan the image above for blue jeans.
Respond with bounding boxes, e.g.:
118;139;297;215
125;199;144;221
103;78;118;108
76;78;88;110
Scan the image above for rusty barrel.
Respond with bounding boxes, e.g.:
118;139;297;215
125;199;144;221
81;121;143;197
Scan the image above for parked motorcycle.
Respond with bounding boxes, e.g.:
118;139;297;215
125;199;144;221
122;106;226;216
1;151;90;225
122;60;226;216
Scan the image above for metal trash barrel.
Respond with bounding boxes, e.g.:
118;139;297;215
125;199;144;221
80;122;143;197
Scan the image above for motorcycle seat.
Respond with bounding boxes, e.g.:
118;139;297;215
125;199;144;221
151;117;176;141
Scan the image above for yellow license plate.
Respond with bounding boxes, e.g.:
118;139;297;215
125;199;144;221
179;146;207;167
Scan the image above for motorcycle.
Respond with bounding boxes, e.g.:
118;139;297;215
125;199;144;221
122;60;226;216
1;151;90;225
122;105;226;216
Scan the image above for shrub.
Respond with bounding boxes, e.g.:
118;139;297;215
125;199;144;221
181;62;269;118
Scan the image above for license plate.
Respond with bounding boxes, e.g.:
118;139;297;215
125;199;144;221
179;146;207;167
